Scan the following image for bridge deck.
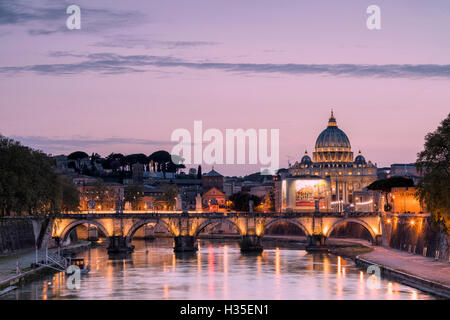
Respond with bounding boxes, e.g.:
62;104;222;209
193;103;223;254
57;211;381;219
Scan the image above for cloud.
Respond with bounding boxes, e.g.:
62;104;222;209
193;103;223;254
0;0;146;35
11;135;175;152
0;0;61;25
93;35;220;49
1;52;450;79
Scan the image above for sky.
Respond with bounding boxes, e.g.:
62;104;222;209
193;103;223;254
0;0;449;175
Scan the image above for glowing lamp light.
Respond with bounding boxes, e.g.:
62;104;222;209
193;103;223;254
256;225;263;236
387;219;391;224
410;220;415;226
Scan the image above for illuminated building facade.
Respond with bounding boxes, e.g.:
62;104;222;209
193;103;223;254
202;187;226;211
288;111;378;211
390;187;423;213
281;177;331;212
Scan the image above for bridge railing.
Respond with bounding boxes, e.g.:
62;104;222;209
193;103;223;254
56;211;383;219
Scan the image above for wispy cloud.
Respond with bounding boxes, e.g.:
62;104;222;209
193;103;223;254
93;34;220;50
1;52;450;79
11;135;175;152
0;0;146;35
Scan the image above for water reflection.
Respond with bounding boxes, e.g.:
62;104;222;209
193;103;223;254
2;239;434;300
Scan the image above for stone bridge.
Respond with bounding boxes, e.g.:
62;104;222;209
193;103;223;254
51;212;383;254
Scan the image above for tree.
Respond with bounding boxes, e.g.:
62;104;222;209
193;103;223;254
148;150;184;176
197;165;202;179
416;113;450;230
0;135;79;216
59;176;80;212
149;150;171;172
105;153;125;172
229;192;262;212
125;183;144;210
90;153;102;170
67;151;89;160
67;151;88;169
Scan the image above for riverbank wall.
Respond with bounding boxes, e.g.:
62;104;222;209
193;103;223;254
0;217;36;254
355;256;450;299
0;241;91;292
0;217;57;255
382;214;449;262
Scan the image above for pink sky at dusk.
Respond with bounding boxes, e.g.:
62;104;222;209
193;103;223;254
1;0;449;175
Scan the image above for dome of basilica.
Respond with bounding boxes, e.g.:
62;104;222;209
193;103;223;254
315;111;351;150
313;111;354;163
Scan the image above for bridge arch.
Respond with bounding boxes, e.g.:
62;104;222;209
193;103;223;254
127;219;176;238
193;219;243;237
325;218;376;243
60;220;110;242
263;218;310;237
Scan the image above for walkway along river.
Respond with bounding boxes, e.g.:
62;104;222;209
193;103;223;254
0;239;436;300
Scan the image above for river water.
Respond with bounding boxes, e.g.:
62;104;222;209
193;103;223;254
1;239;435;300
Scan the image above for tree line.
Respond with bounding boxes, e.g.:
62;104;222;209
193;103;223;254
67;150;187;177
415;113;450;230
0;136;79;216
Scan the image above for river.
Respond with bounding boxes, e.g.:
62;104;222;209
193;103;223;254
1;238;435;300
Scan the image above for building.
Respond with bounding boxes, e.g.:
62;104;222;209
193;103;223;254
249;184;274;199
223;180;242;197
202;168;224;192
288;111;378;210
132;163;144;183
180;185;202;210
281;177;331;212
77;180;124;211
390;164;419;177
139;185;165;210
390;187;423;213
202;187;226;210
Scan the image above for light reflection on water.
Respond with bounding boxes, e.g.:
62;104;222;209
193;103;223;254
1;239;434;300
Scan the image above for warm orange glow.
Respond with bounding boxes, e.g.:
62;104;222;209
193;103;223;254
337;256;341;277
223;245;228;275
387;218;391;224
163;284;169;300
391;187;423;213
255;224;263;236
275;247;281;275
410;220;415;226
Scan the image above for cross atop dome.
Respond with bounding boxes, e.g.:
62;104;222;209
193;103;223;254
328;109;337;127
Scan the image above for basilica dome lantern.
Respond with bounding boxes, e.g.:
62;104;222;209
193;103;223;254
300;150;312;167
